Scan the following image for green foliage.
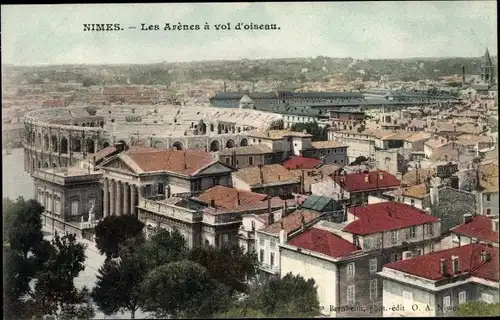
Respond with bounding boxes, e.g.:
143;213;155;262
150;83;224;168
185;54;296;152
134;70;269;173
141;260;223;318
290;122;329;141
188;243;258;294
94;215;145;259
349;155;368;166
455;301;500;317
3;196;44;257
218;273;321;318
139;228;189;269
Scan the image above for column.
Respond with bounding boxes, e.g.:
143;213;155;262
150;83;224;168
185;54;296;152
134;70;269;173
109;180;115;216
130;184;137;216
103;178;109;217
123;183;129;215
115;181;122;216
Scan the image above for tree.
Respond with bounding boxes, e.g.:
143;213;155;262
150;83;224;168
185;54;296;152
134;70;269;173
4;197;44;258
141;260;225;318
221;272;320;318
290;122;328;141
455;301;500;317
28;232;94;320
349;155;368;166
139;227;188;269
94;215;145;259
92;253;148;320
188;243;258;294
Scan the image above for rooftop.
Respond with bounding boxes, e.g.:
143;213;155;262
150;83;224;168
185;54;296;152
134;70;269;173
332;170;400;192
384;244;499;282
218;144;274;156
404;132;432;142
402;183;429;199
288;228;359;258
260;209;321;235
309;140;348;149
452;215;499;244
478;160;499;193
247;129;312;140
343;202;439;235
193;185;267;210
282;156;322;170
233;164;300;186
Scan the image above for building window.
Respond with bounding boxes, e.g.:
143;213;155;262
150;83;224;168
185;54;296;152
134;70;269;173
270;252;275;267
212;176;220;186
369;279;378;301
249;156;254;166
486;194;491;201
225;158;230;165
409;226;416;239
259;249;264;262
270;239;276;249
158;182;164;194
54;199;61;214
71;200;79;216
391;230;398;244
482;293;493;304
251;220;256;231
347;262;355;277
145;184;152;195
430;243;435;252
403;291;413;302
443;296;451;309
458;291;467;304
347;285;355;305
369;258;377;274
427;224;434;237
222;234;229;244
259;238;264;246
486;208;491;215
410;199;415;206
390;252;400;262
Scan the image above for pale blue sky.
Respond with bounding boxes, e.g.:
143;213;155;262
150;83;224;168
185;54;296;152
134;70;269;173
1;2;497;66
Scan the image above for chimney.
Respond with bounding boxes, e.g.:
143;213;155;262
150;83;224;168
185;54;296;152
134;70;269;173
282;200;288;215
462;65;466;85
364;173;370;183
379;172;384;180
210;199;216;208
480;251;491;262
451;255;459;274
300;213;306;231
237;192;241;206
463;214;473;224
320;171;324;180
492;219;499;232
279;227;287;244
258;164;264;184
440;258;447;275
267;198;272;213
165;185;171;198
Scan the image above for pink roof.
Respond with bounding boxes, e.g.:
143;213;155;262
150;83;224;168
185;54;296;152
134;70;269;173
289;228;359;258
451;216;499;244
343;202;439;235
333;170;400;192
384;244;499;282
282;156;322;170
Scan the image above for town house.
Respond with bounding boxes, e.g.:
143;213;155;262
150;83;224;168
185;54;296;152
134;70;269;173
378;244;499;317
278;201;442;317
443;214;499;248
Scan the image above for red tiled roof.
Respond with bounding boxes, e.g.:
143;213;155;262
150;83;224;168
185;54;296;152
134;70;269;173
261;209;321;235
343;202;439;235
194;186;267;210
124;148;215;175
332;170;400;192
289;228;359;258
384;244;499;282
451;216;499;244
282;156;322;170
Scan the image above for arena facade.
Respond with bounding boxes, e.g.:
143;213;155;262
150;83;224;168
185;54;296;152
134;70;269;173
23;104;284;173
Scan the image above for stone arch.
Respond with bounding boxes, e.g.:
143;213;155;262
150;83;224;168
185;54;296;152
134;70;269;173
99;121;105;128
60;136;68;154
43;134;50;151
52;163;57;168
240;138;248;146
172;141;183;150
225;139;235;149
86;139;95;153
51;135;58;152
153;141;166;149
43;162;49;168
199;122;207;135
37;132;42;148
72;138;82;152
209;140;221;152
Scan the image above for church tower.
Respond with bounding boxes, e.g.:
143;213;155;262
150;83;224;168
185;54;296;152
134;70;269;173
480;48;494;85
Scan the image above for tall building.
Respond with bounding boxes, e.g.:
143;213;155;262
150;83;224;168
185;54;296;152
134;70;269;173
480;48;495;86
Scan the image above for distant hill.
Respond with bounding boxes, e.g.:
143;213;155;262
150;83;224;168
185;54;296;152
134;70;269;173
2;55;497;86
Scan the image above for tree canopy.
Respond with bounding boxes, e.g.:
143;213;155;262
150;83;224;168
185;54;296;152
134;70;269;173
290;122;329;141
94;215;145;259
455;301;500;317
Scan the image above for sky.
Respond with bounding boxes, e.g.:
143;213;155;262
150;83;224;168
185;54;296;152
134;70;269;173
1;2;497;66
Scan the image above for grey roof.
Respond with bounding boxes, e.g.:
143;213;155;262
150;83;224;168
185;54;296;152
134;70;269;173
212;91;363;100
300;195;342;212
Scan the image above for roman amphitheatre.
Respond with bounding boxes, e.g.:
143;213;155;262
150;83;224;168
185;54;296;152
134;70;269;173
23;103;284;173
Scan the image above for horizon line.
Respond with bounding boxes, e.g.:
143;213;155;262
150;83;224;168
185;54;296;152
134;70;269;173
2;53;497;68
